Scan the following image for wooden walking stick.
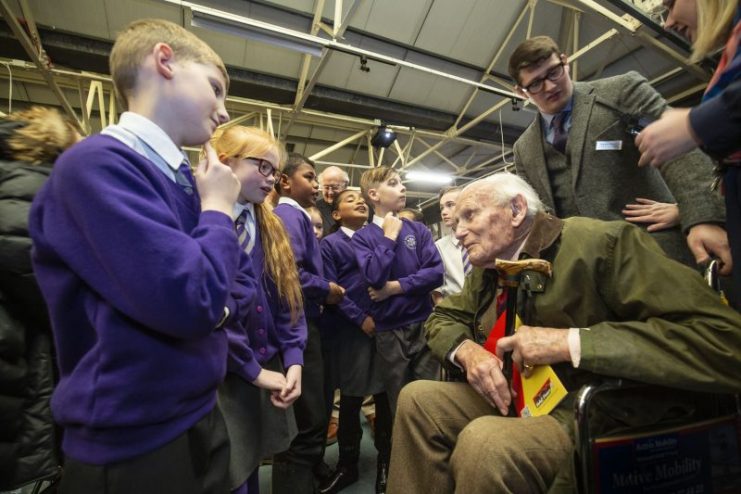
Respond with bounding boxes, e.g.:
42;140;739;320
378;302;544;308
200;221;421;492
494;258;552;416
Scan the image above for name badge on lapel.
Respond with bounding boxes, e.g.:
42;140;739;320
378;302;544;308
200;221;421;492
595;140;623;151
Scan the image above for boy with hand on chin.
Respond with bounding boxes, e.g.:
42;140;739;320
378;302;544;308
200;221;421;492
29;19;254;494
352;167;443;413
351;166;443;492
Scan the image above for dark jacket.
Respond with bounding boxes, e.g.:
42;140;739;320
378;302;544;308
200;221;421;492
0;160;59;489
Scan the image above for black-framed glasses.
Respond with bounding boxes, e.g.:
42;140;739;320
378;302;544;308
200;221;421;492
521;62;566;95
245;157;279;178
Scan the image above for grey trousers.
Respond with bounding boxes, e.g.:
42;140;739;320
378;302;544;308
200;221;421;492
387;380;573;494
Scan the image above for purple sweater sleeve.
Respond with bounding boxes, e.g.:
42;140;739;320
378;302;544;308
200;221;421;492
225;251;262;382
274;299;307;368
275;205;330;304
321;237;366;326
397;224;444;295
352;226;397;289
47;145;243;338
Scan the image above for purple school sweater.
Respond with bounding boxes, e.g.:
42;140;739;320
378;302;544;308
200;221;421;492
28;135;255;464
320;229;373;328
352;219;443;331
226;227;307;382
274;203;329;319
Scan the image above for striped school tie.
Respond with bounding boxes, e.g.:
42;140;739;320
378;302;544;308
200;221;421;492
461;244;472;276
235;209;254;253
175;161;194;195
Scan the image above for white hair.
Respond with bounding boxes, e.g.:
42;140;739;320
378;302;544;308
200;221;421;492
463;172;544;217
318;165;350;185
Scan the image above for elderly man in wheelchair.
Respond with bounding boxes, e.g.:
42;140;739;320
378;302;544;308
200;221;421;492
386;173;741;494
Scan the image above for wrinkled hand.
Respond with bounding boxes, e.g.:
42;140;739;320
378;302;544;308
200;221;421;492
271;365;302;409
496;326;571;377
622;198;679;232
686;224;732;275
455;340;511;415
635;108;699;167
325;282;346;305
368;281;402;302
382;212;403;241
361;315;375;337
195;142;240;215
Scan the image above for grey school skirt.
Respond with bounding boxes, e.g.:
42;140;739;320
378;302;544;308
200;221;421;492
218;356;298;490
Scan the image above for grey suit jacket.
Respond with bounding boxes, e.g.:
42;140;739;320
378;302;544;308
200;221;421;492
513;71;725;264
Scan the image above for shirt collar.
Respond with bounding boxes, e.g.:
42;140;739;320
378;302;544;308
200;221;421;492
372;214;386;227
113;112;187;172
540;98;574;129
340;226;356;238
232;202;256;222
278;196;312;220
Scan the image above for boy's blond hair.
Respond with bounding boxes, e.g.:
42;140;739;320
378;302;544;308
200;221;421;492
110;19;229;110
359;166;397;203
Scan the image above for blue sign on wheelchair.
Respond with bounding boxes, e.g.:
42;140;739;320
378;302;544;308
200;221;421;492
594;415;741;494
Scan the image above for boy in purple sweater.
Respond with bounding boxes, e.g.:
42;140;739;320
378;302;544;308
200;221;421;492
28;19;253;494
352;166;444;491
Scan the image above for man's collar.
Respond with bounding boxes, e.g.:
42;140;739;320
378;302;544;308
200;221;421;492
540;97;574;128
519;212;564;259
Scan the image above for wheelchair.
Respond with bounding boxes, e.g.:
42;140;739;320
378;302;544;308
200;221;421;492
574;260;741;494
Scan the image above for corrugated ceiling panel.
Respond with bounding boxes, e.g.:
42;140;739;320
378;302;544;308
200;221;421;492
386;68;436;107
190;28;248;67
103;0;183;38
413;0;477;58
361;0;434;45
26;0;110;39
242;43;304;79
448;0;529;67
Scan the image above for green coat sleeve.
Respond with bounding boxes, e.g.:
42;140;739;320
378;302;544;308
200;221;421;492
579;222;741;393
425;268;494;367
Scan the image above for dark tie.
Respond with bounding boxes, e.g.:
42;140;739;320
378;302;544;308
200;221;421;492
235;209;253;252
460;244;472;276
551;111;569;154
175;161;194;195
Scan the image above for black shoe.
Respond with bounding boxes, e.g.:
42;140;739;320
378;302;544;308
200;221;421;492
375;460;388;494
318;465;359;494
314;461;333;483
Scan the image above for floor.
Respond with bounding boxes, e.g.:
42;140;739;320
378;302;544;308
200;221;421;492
259;415;378;493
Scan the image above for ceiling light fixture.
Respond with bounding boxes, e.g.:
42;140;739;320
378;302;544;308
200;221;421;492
371;124;396;148
405;170;453;184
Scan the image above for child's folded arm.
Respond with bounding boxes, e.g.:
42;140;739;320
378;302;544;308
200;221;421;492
397;227;444;294
352;234;396;288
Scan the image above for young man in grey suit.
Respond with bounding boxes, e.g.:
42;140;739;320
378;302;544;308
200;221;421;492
509;35;731;272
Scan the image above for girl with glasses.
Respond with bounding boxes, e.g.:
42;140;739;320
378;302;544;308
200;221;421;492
210;125;306;494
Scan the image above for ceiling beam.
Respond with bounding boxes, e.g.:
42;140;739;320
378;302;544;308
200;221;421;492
0;0;82;131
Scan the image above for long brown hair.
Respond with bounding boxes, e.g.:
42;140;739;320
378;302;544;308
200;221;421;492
209;126;303;323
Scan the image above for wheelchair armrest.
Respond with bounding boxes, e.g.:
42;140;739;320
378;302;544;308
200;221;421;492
574;379;647;494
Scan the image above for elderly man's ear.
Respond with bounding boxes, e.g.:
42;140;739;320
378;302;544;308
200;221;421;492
510;194;528;227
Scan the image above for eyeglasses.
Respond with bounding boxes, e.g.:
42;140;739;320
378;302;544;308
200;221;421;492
245;157;279;178
521;61;566;95
321;184;347;193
